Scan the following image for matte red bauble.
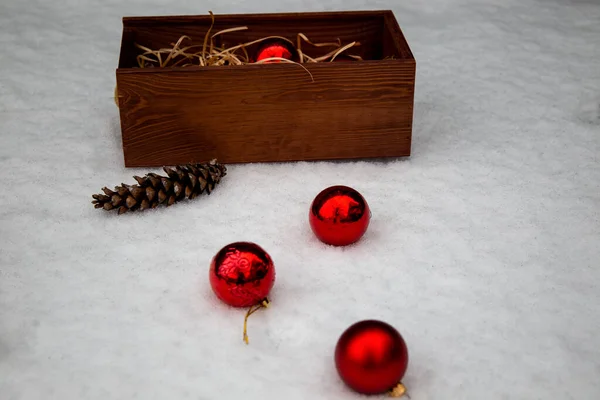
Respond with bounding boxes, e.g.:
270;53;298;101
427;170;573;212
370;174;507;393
309;185;370;246
255;39;297;63
335;320;409;396
209;241;275;308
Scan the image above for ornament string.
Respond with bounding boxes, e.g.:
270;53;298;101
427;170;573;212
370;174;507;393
243;298;270;344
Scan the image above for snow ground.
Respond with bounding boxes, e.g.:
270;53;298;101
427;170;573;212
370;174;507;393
1;0;599;399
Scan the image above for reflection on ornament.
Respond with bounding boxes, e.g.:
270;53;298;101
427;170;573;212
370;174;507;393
255;39;297;63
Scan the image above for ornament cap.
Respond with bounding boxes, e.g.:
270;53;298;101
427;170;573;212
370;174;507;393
389;383;408;398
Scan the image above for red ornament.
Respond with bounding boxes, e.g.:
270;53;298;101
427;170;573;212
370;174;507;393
255;39;296;63
209;241;275;307
209;242;276;344
335;320;409;396
309;185;371;246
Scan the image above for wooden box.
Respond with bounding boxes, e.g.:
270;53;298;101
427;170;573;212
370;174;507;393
116;10;415;167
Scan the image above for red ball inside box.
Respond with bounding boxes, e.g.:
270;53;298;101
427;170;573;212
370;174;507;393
254;39;298;63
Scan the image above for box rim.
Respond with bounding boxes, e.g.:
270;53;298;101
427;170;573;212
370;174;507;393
116;57;415;74
121;10;393;25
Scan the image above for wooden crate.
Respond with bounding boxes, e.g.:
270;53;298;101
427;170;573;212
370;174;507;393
115;10;416;167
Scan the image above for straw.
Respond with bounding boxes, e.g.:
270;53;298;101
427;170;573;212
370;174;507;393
133;12;362;70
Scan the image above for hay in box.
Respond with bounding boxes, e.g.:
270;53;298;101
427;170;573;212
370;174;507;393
115;10;416;167
131;11;365;71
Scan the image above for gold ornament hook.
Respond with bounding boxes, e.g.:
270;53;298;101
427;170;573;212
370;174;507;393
389;383;409;398
243;298;270;344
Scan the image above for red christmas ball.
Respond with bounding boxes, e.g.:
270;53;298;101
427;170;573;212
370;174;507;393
255;39;296;63
309;185;370;246
335;320;409;395
209;242;275;308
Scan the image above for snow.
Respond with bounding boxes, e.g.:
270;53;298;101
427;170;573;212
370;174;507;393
1;0;599;399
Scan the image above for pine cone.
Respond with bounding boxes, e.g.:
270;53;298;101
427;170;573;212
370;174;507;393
92;160;227;214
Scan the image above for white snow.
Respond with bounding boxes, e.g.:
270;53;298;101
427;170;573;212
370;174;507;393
1;0;599;399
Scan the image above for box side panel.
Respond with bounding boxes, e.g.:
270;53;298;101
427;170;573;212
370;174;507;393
118;27;139;69
116;62;415;167
403;60;416;156
382;11;414;60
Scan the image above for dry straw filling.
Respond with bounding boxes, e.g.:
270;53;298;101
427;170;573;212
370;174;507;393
134;11;363;73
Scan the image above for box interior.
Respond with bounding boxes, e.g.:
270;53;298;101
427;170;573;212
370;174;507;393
118;11;413;69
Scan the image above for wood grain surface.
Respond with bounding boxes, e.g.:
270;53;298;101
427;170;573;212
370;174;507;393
116;10;416;167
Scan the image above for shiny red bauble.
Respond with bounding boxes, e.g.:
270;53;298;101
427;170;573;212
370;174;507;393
209;242;275;308
309;185;371;246
255;39;297;63
335;320;409;395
